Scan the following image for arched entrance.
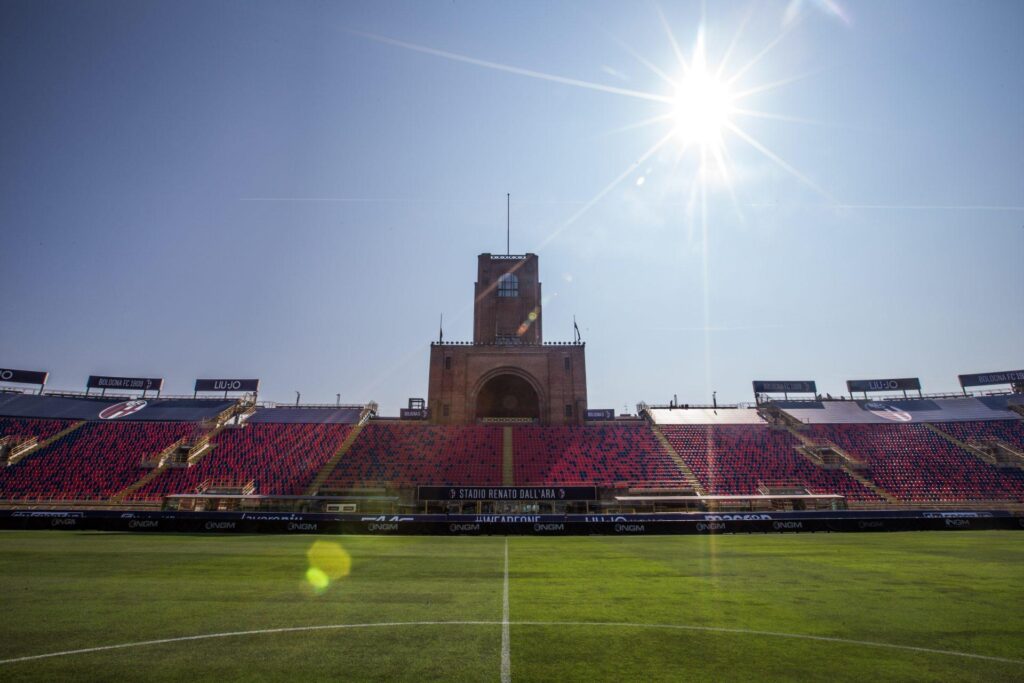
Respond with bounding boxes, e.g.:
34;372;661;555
475;373;541;420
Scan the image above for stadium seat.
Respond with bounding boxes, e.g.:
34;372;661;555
133;423;353;500
0;417;75;443
935;420;1024;452
512;424;686;488
0;421;192;501
806;423;1024;502
323;423;503;487
660;424;882;501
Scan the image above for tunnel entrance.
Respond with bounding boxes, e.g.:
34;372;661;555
475;374;540;420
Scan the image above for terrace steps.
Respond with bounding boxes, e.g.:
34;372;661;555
925;423;1024;471
785;426;898;504
4;421;86;466
111;462;170;503
649;423;705;495
112;419;230;502
304;423;365;496
502;426;515;486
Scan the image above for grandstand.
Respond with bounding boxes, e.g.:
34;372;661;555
319;423;504;491
657;423;884;502
0;420;194;501
803;424;1024;503
131;423;356;502
512;424;688;489
4;251;1019;523
0;383;1022;518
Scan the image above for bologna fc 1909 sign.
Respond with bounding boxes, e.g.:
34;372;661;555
98;400;148;420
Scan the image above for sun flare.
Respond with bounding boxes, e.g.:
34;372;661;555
671;66;735;148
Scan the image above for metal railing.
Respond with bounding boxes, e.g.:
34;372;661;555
430;341;584;347
766;389;1017;404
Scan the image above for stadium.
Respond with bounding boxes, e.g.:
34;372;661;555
3;250;1024;527
2;1;1023;680
1;249;1022;679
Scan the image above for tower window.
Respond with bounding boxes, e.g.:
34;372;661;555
564;404;573;418
564;357;571;372
497;273;519;298
444;356;452;370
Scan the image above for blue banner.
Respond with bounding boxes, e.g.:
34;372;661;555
847;377;921;393
752;380;817;394
958;370;1024;388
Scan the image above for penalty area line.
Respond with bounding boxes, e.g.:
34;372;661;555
1;620;1021;667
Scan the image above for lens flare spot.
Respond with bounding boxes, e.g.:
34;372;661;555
516;306;541;337
305;567;330;592
307;540;352;580
635;176;646;186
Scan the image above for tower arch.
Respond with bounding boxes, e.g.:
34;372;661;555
471;367;545;421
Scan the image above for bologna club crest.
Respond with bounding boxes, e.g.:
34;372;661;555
863;402;913;422
98;400;148;420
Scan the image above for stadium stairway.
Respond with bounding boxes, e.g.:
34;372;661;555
503;426;515;486
110;457;175;503
2;420;85;467
784;426;898;504
110;418;233;503
757;403;804;429
924;423;1024;471
649;423;705;495
304;422;366;496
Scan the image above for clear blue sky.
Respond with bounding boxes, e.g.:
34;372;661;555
1;0;1022;413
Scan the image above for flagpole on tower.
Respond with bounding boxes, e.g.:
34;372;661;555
506;193;510;255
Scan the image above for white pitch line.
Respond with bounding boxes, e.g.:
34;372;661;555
501;538;511;683
1;620;1021;667
0;622;496;665
521;622;1024;666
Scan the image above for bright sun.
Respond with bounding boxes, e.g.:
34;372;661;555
671;66;735;148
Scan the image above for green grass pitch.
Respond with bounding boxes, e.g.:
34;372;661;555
0;530;1021;681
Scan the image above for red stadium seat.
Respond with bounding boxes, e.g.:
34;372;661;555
513;425;686;488
660;424;882;501
323;423;503;488
134;423;352;500
0;421;192;501
806;423;1024;502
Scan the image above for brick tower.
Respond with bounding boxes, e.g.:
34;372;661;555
427;253;587;424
